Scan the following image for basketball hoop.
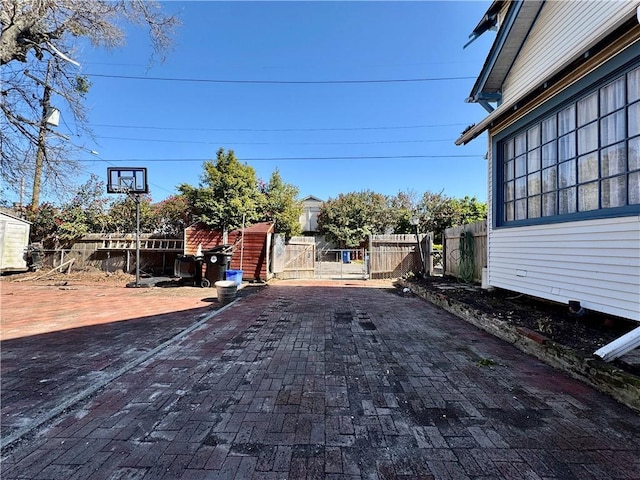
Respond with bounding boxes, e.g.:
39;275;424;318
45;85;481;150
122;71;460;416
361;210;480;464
106;167;148;195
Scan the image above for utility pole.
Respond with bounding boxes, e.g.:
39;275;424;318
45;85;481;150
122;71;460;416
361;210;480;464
30;59;52;212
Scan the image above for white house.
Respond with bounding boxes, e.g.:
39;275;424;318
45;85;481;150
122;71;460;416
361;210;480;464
299;195;323;233
457;1;640;323
0;211;31;273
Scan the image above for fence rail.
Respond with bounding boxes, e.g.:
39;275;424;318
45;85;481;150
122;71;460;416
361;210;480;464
443;220;487;282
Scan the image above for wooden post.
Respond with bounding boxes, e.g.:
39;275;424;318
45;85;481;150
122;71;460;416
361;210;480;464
425;233;434;276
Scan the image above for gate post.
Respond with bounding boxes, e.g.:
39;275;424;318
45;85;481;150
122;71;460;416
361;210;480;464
425;233;434;276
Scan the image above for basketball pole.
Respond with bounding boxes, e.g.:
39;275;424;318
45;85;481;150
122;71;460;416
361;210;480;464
135;193;141;287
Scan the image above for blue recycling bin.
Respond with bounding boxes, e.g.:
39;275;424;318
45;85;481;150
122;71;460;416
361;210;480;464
342;250;351;263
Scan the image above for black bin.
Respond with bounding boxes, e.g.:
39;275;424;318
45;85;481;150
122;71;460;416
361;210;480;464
203;246;234;284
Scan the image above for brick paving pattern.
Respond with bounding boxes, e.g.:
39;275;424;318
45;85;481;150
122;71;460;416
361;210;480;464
2;281;640;479
1;283;215;444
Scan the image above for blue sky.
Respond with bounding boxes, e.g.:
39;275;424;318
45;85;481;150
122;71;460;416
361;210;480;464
56;1;494;204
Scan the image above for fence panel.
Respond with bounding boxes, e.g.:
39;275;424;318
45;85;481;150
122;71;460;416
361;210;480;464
369;234;430;279
272;236;316;279
443;220;487;282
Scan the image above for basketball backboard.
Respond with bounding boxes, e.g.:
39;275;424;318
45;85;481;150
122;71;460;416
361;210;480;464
107;167;148;194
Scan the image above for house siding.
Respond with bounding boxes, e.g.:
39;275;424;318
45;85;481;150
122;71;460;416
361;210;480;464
488;216;640;321
502;1;636;104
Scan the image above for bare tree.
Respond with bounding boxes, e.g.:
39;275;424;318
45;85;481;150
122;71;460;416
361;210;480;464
1;0;179;207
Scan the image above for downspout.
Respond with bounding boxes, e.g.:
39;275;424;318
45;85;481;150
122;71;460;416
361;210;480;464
594;326;640;362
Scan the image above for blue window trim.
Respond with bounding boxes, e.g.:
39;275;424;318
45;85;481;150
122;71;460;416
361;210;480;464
492;45;640;230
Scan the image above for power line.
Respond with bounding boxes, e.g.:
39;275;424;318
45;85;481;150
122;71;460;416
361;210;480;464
86;73;476;84
96;135;454;146
78;154;482;162
88;122;467;132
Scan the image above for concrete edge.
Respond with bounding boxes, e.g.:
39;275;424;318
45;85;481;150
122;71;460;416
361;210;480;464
0;297;240;454
398;279;640;413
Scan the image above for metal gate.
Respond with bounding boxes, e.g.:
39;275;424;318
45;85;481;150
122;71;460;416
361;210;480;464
315;248;369;280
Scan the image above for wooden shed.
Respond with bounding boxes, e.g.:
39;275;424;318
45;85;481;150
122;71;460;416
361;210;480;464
0;212;31;273
184;222;274;281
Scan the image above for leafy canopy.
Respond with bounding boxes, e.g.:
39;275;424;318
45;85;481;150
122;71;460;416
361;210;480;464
261;169;303;239
317;190;394;248
178;148;263;233
318;190;487;247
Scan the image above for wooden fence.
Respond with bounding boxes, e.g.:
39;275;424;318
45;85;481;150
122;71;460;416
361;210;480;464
272;235;316;279
443;220;487;282
369;234;432;279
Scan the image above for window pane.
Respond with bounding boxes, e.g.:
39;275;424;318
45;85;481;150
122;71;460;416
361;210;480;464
528;195;541;218
542;141;557;167
528;125;540;149
528;172;541;195
542;166;557;192
577;122;598;155
630;137;640;171
629;67;640;103
629;102;640;137
527;148;541;172
515;199;527;220
515;177;527;199
504;139;514;159
578;153;599;183
578;92;598;126
558;105;575;135
600;111;625;146
558;159;576;188
601;143;626;177
629;171;640;205
578;182;599;211
515;132;526;156
515;155;526;177
542;192;557;216
504;159;514;181
504;181;514;201
601;175;627;208
559;187;577;214
600;77;625;115
542;116;557;143
558;132;575;161
505;202;514;222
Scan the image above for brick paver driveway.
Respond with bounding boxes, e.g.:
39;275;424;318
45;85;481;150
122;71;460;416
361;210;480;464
2;280;639;479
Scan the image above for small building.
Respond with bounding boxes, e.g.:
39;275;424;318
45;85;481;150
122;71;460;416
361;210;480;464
184;222;275;281
456;1;639;322
299;195;323;233
0;212;31;273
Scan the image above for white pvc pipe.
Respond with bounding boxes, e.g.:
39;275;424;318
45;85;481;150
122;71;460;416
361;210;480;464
594;326;640;362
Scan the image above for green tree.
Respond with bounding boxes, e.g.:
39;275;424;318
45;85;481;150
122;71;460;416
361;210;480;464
23;175;111;246
389;190;419;234
415;191;487;241
317;190;393;248
25;202;59;246
178;148;263;237
261;169;302;239
452;195;488;225
106;194;155;233
149;195;191;236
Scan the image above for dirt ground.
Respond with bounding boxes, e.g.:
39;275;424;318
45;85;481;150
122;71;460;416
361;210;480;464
406;274;640;377
0;268;224;298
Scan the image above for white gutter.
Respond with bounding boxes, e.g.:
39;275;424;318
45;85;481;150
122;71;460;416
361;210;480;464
594;326;640;362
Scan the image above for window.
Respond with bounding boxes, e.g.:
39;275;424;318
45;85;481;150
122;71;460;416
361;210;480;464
499;64;640;225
